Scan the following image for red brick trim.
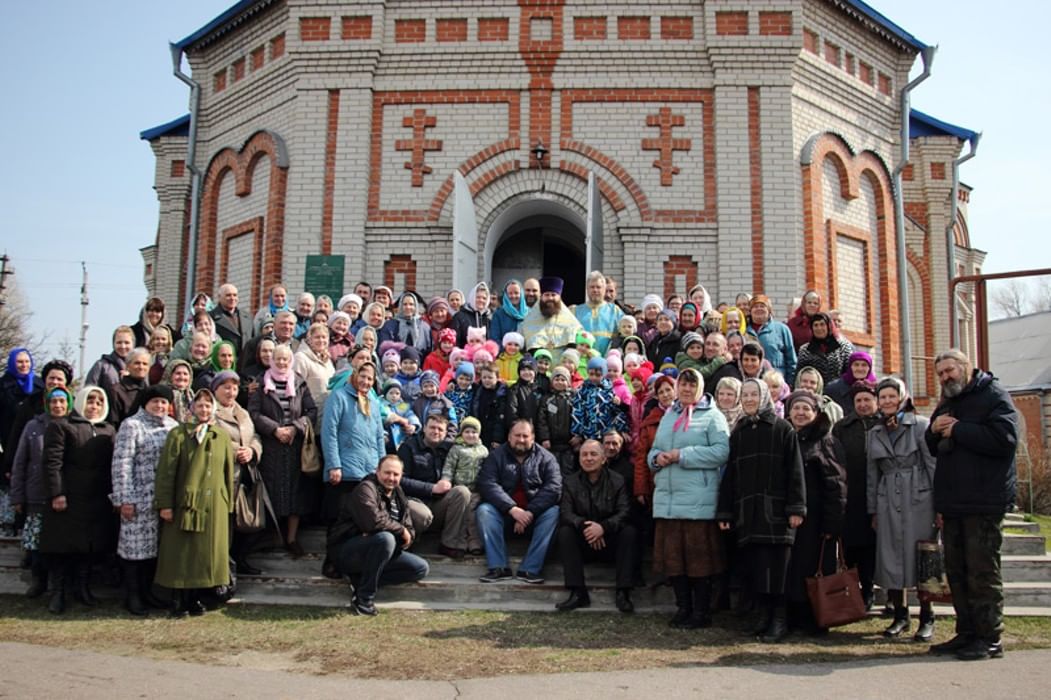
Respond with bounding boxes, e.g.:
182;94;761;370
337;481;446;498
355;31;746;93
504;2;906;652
250;46;265;70
519;1;565;167
803;28;819;54
198;131;288;297
299;17;331;42
321;90;340;255
368;90;521;222
930;162;946;180
715;11;748;36
664;255;698;298
269;33;285;60
556;161;626;211
641;106;692;186
906;246;936;395
660;17;693;40
574;16;606;40
171;160;185;178
395;19;426;43
394;108;443;187
826;220;877;348
384;254;418;290
560;88;716;223
748;87;764;294
177;193;192;321
800;132;900;372
617;16;651;40
758;11;792;36
479;17;510;41
220;217;265;311
437;18;468;42
342;16;373;40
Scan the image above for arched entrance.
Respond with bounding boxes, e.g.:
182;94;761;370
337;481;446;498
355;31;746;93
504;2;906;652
486;198;586;305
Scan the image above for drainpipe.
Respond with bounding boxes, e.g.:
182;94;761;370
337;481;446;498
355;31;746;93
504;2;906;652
892;45;936;389
947;132;980;347
171;43;202;318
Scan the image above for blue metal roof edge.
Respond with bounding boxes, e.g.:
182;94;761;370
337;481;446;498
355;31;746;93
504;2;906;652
910;109;978;142
840;0;927;51
140;114;190;141
174;0;267;51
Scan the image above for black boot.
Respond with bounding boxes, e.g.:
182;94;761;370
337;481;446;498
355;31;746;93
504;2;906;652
187;589;207;616
25;552;47;598
883;591;910;638
684;577;713;629
140;559;168;609
668;576;693;628
73;560;98;607
122;560;147;616
555;587;591;612
749;594;773;636
913;605;935;642
47;564;66;615
169;589;189;619
759;606;788;643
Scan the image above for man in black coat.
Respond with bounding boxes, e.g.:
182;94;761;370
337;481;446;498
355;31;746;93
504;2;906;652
475;419;562;583
555;440;636;613
327;455;429;616
925;350;1019;661
211;283;252;352
396;414;472;558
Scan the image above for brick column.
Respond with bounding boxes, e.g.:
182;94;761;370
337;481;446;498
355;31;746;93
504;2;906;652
713;85;752;301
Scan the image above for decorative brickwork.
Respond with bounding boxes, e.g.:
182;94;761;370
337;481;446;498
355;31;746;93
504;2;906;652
930;162;946;180
716;12;749;37
573;16;606;40
758;11;792;36
878;72;892;96
478;17;509;41
519;1;564;169
436;18;468;42
269;33;285;59
859;61;873;85
824;42;841;68
250;46;265;70
748;87;765;294
232;57;245;82
299;17;331;42
321;90;340;255
220;217;265;311
663;255;698;298
384;254;417;291
342;16;372;40
641;107;692;186
395;109;444;187
213;70;226;93
826;220;877;347
395;19;426;43
660;17;693;40
906;246;936;394
617;16;651;40
171;160;185;178
803;28;819;54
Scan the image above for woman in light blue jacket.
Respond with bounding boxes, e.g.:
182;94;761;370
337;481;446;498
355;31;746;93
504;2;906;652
648;368;731;629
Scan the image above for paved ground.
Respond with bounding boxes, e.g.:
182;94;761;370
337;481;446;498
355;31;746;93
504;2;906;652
3;641;1050;699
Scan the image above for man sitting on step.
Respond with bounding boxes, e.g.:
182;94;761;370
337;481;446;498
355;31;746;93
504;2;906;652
327;455;429;616
555;440;637;613
476;419;562;584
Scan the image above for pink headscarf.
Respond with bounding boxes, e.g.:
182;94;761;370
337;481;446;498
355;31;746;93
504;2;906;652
672;368;704;432
262;350;296;398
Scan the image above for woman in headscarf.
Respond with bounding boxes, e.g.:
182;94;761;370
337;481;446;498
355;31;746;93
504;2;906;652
131;297;175;348
424;297;454;350
11;386;72;599
788;290;822;350
825;350;878;413
254;285;290;338
248;344;317;558
147;325;175;385
2;359;74;483
446;288;465;313
354;301;387;336
180;292;214;337
379;291;432;356
714;376;743;430
831;381;880;611
720;306;751;340
111;384;178;615
1;348;43;457
316;294;334;316
38;386;117;614
108;347;152;427
795;312;855;387
193;340;238;392
687;284;714;316
211;371;264;576
783;390;846;636
296;322;336;420
632;374;676;512
451;282;492;346
489;279;529;344
868;376;938;641
171;310;220;361
677;301;702;336
718;378;805;643
327;311;354;367
794;366;844;425
239;338;275;408
162;359;196;423
155;388;235;617
647;368;731;629
637;294;664;346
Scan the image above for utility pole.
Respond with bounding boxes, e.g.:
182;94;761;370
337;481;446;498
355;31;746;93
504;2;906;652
0;254;11;305
79;262;89;381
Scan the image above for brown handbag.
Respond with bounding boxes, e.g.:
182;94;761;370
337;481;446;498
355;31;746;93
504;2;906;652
300;419;322;476
234;461;278;534
805;538;868;628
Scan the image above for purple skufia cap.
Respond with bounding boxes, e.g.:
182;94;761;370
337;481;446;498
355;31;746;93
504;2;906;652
539;276;564;295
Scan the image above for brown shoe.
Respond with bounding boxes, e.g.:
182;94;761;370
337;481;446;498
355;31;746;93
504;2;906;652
439;545;466;560
286;540;305;559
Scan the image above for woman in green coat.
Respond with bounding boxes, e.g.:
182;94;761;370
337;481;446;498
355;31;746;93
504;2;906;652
154;388;235;617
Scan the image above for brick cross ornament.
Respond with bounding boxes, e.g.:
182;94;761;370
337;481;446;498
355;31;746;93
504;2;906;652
641;106;692;186
395;108;443;187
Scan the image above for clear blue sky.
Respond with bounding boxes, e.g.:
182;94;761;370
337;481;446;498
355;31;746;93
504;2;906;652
1;1;1047;371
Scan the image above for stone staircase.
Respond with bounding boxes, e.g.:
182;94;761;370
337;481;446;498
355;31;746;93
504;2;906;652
2;512;1049;614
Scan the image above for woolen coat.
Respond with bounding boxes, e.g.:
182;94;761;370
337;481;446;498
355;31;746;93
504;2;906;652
248;377;318;517
831;411;880;551
154;424;235;588
867;412;937;589
10;413;52;510
215;401;263;485
110;408;178;560
717;411;806;546
38;414;116;555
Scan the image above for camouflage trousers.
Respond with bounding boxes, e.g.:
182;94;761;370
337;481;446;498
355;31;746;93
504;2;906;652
942;515;1004;641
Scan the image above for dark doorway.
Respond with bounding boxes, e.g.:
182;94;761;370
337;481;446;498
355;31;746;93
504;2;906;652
543;239;585;304
491;213;586;304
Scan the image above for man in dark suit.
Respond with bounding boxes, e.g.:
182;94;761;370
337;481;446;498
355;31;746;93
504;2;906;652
211;283;252;352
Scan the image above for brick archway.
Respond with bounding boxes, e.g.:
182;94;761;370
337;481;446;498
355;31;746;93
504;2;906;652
800;132;900;372
197;130;289;306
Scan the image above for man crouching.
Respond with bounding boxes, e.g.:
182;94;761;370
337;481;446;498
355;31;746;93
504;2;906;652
327;455;429;615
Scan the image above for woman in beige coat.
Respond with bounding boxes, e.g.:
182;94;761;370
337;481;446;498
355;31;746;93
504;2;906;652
211;370;264;576
295;322;335;426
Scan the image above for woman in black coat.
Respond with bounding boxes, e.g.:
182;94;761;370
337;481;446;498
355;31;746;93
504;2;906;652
108;348;152;428
830;382;880;610
451;282;492;346
717;378;805;643
783;390;847;635
38;386;117;614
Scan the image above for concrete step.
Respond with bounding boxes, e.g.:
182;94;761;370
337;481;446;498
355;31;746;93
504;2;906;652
1003;533;1047;556
1003;521;1042;534
1004;554;1051;582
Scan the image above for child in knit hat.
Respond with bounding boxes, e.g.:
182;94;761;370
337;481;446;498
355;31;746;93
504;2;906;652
395;346;423;401
470;365;507;448
559;348;584;389
441;416;488;554
444;361;475;421
571;356;628;444
608;314;638;353
413;369;459;436
604;353;632;405
531;348;553;393
380;379;421;451
574;329;601;377
381;349;401;384
439;347;468;393
494;331;525;385
423;327;457;377
506;355;543;428
536;366;576;475
675;331;706;372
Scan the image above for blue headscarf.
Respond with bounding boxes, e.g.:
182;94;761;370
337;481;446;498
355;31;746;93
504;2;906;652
268;287;291;317
500;279;528;322
6;347;36;395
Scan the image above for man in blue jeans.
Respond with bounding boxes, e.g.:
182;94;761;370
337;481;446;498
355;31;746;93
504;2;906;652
476;419;562;584
327;455;429;615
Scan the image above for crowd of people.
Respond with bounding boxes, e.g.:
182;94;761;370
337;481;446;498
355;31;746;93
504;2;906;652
0;271;1019;660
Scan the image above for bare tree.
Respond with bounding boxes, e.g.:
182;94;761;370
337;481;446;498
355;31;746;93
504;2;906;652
991;279;1028;318
1032;277;1051;313
0;279;48;362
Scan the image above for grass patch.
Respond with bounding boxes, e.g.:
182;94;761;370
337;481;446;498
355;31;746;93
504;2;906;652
3;595;1051;680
